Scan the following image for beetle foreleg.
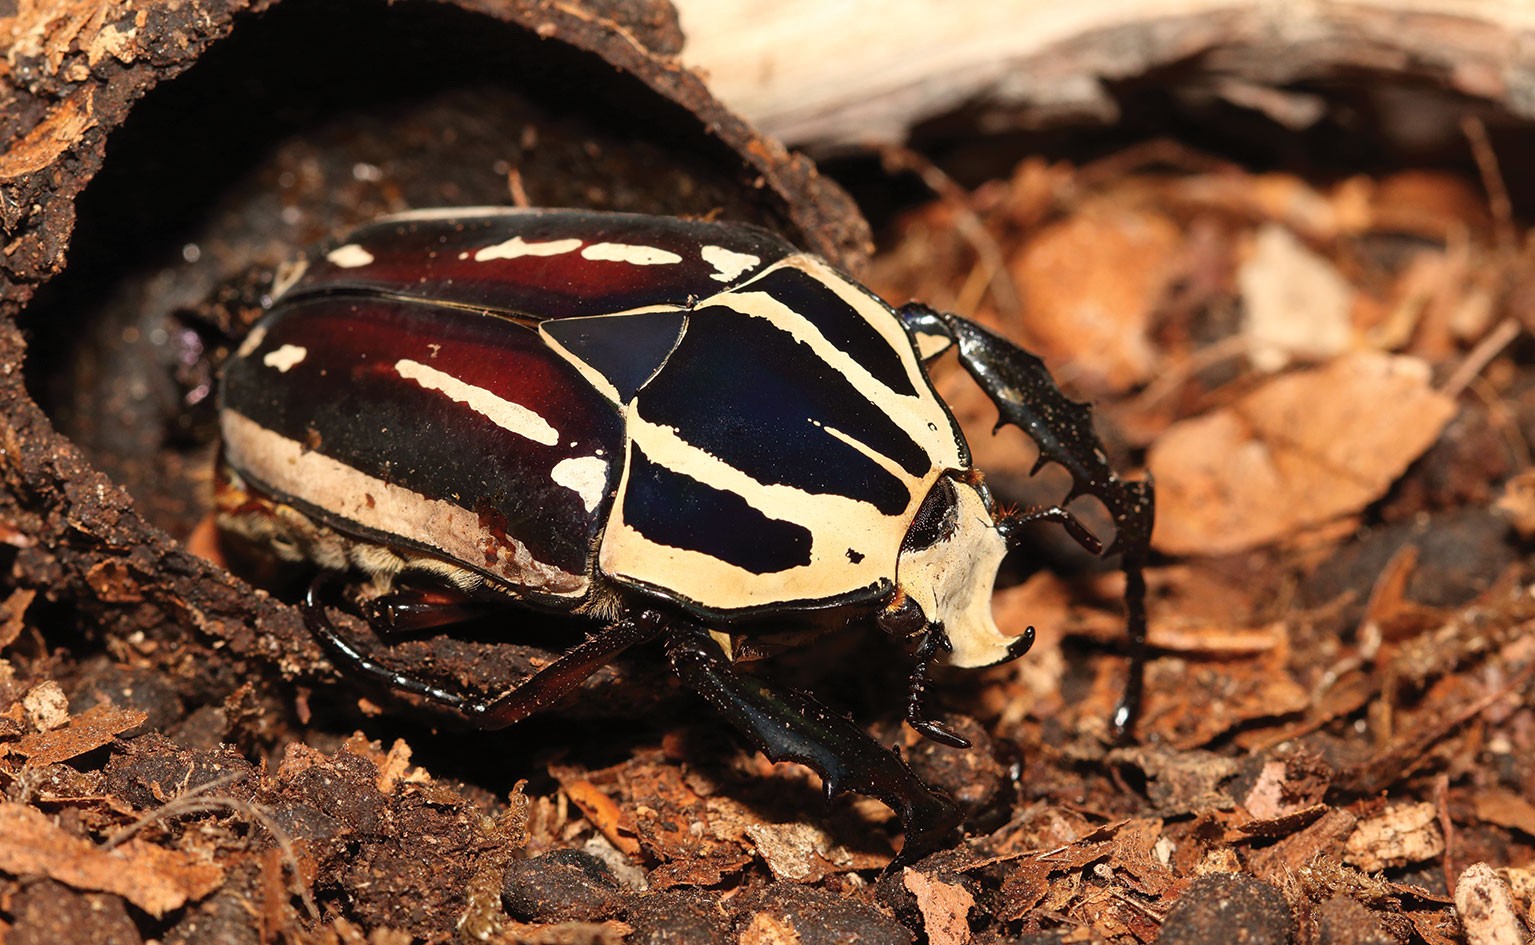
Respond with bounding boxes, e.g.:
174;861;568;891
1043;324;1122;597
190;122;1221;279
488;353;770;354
897;303;1154;737
304;576;663;730
664;624;962;863
905;630;971;749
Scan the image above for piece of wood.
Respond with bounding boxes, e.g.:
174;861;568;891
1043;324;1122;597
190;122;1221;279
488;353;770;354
672;0;1535;147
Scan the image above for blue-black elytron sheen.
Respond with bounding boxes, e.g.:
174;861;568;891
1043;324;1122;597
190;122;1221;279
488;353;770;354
216;207;1154;862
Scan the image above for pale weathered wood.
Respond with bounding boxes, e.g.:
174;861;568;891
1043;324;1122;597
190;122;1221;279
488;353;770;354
671;0;1535;147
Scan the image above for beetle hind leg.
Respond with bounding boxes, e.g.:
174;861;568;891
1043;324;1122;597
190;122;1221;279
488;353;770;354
665;624;962;863
303;574;663;730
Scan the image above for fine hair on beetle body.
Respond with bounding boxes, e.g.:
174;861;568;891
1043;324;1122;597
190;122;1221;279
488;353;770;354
216;207;1154;862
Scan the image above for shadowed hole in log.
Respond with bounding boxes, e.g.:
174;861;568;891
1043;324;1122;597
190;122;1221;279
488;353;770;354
22;0;789;541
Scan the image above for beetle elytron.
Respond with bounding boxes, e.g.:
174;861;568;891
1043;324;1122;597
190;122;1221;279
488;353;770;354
216;208;1153;860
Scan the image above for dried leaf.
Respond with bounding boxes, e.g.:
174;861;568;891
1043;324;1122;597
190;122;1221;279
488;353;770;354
1472;789;1535;839
1010;208;1178;393
1149;352;1456;555
1239;223;1354;372
1249;808;1357;882
904;867;975;945
0;588;34;650
0;803;223;917
1106;746;1238;816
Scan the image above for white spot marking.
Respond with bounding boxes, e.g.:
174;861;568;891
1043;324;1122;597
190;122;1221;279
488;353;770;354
236;324;268;359
394;359;559;446
581;242;682;266
551;455;608;512
701;245;760;282
270;258;309;300
327;244;375;268
474;236;582;262
263;344;308;372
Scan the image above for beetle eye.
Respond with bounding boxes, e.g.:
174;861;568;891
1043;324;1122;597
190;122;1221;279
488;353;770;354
877;593;927;637
902;478;958;553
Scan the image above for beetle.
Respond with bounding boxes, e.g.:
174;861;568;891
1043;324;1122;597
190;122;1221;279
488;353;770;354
216;207;1153;861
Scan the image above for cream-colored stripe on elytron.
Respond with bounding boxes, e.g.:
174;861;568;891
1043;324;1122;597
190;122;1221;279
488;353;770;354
220;411;588;597
719;255;966;472
394;359;560;446
601;409;944;608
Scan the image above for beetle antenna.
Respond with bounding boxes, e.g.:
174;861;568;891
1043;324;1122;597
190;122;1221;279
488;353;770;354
995;505;1103;556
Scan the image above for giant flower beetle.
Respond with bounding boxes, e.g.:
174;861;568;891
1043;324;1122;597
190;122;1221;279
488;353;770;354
216;208;1153;860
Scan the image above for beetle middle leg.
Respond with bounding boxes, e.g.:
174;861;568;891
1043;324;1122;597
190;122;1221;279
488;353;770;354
665;623;962;863
898;303;1155;736
304;574;663;729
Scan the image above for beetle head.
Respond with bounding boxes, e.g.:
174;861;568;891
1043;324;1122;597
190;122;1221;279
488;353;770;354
884;475;1029;669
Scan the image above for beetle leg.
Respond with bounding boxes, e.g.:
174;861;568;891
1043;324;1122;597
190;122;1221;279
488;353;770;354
897;303;1154;737
304;575;663;730
361;584;496;634
665;624;962;863
905;630;971;748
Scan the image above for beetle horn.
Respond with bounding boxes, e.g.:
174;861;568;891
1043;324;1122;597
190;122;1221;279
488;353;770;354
995;505;1103;557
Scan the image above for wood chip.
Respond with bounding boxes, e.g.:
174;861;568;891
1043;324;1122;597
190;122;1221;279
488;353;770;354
744;822;882;883
0;90;95;181
1455;862;1526;945
904;867;975;945
558;779;641;857
15;703;147;768
1149;352;1456;555
1344;802;1445;873
740;911;802;945
0;803;223;917
1494;470;1535;541
21;681;70;733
